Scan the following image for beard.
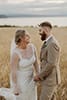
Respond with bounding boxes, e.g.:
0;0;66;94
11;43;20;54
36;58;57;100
40;31;47;41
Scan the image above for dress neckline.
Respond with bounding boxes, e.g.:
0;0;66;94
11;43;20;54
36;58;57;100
15;44;34;60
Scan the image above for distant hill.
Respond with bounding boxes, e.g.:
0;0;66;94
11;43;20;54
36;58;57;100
0;15;8;18
0;14;67;18
7;14;67;18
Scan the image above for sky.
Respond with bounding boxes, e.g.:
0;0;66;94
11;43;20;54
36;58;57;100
0;0;67;4
0;0;67;16
0;0;34;4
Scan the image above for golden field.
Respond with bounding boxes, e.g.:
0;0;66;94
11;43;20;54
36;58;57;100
0;26;67;100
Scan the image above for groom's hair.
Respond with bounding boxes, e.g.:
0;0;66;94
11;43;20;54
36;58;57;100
39;21;52;29
15;30;26;45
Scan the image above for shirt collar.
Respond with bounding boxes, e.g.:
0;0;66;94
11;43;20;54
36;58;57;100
45;35;53;42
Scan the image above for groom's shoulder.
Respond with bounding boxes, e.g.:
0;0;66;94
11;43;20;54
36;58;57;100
49;38;61;52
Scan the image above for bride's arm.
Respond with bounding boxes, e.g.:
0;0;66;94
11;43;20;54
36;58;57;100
10;53;19;86
10;53;20;95
33;49;40;75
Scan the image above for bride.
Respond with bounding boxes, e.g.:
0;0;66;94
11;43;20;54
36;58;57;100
0;29;39;100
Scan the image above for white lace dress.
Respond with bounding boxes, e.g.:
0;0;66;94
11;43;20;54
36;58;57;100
0;44;37;100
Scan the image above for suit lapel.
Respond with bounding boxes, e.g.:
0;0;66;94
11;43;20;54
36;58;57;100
40;41;47;62
46;36;53;46
40;36;53;62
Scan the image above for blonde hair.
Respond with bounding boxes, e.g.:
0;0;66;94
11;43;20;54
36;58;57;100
15;30;26;45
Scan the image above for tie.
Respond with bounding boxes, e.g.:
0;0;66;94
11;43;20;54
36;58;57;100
41;41;46;49
44;41;46;45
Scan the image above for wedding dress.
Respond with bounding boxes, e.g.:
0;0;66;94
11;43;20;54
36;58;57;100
0;43;37;100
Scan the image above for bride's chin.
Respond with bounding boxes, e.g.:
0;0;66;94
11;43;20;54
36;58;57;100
27;41;30;44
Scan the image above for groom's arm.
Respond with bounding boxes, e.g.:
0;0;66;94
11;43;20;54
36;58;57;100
38;42;60;80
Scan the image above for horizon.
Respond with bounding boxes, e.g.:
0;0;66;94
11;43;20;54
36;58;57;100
0;17;67;27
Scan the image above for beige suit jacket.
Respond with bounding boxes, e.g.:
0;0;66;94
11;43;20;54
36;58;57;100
38;36;61;85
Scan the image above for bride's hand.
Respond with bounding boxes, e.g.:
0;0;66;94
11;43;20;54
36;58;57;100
13;85;22;95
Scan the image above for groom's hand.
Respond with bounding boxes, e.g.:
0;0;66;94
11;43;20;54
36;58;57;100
34;75;41;82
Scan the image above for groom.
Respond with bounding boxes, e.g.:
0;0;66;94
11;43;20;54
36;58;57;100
34;21;61;100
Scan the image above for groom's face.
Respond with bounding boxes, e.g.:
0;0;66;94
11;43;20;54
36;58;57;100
39;27;48;41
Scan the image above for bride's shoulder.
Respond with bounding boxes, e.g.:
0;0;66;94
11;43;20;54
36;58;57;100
11;47;20;57
29;43;36;52
13;47;18;53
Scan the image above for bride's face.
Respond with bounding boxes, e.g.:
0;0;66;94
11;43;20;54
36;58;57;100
21;32;30;45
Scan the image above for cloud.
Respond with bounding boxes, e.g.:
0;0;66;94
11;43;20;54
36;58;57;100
0;0;7;4
0;0;67;4
35;0;67;3
0;0;67;16
8;0;34;4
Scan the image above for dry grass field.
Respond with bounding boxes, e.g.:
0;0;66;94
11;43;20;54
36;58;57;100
0;26;67;100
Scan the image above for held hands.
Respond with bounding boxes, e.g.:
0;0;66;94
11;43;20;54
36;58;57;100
34;75;41;82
